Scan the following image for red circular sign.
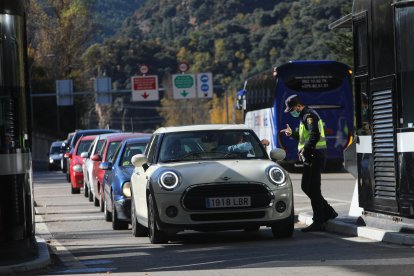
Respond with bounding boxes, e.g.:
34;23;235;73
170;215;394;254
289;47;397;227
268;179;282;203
140;64;149;74
178;62;189;72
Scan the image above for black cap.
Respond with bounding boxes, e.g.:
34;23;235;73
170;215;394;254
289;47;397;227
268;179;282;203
284;94;300;113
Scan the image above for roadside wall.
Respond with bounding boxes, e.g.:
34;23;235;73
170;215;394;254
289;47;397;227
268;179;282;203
31;132;58;171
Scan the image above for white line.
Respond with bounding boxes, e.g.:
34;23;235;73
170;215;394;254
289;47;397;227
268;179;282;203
145;260;226;271
294;193;351;204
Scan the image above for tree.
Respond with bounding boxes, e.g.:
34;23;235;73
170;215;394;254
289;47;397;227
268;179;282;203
28;0;94;136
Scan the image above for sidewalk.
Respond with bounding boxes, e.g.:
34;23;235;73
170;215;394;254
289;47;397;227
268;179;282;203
298;212;414;246
0;236;50;274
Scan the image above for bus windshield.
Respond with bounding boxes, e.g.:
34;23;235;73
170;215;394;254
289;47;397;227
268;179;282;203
279;62;347;92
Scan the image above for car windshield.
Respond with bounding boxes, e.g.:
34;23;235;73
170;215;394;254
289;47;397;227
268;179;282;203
76;140;93;155
158;130;267;163
50;145;63;154
120;142;147;166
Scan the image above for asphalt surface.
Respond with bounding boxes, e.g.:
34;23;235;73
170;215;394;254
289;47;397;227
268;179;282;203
2;173;414;274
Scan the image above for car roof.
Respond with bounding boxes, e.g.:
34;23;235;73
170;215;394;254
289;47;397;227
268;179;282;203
51;140;64;146
104;132;151;142
124;136;151;144
154;124;250;134
75;129;119;135
79;135;97;141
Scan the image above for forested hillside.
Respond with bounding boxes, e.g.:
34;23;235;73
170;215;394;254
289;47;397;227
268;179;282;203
29;0;352;134
88;0;351;126
90;0;146;42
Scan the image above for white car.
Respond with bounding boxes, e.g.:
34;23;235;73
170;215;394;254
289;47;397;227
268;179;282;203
130;124;294;244
81;133;113;202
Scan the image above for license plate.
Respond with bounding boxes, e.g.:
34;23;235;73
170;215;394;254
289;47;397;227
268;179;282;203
205;196;251;208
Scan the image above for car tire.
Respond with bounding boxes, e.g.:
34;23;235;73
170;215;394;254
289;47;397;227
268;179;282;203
148;193;168;244
99;193;104;212
94;195;100;207
131;195;148;237
88;188;94;202
84;184;89;198
104;194;112;222
271;207;294;239
71;186;80;194
112;194;128;230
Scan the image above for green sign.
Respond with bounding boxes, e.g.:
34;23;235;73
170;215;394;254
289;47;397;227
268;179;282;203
174;75;194;88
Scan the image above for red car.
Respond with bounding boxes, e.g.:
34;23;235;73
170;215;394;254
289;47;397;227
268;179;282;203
91;133;151;210
65;135;97;194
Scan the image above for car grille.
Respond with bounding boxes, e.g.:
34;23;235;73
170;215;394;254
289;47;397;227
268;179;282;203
182;183;272;211
191;211;266;221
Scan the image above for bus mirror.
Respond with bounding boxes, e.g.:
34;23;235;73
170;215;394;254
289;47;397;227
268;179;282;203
269;148;286;161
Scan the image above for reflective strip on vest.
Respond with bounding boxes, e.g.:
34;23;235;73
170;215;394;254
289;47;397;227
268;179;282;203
298;119;327;150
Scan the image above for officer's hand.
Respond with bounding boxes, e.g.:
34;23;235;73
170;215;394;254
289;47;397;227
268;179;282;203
261;139;270;147
280;124;292;136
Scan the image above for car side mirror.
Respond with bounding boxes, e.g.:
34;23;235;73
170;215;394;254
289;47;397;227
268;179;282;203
64;152;72;159
80;152;89;158
131;154;147;168
91;154;102;162
99;161;112;170
269;148;286;161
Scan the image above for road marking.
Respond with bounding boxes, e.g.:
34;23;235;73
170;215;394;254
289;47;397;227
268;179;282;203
294;193;351;203
145;260;226;271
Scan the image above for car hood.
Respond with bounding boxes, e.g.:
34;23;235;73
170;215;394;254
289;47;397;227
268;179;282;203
155;159;285;185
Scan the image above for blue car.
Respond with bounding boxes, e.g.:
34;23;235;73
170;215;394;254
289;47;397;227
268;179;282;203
101;136;150;230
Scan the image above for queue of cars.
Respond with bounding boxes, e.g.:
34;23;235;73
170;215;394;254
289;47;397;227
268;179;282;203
51;124;293;244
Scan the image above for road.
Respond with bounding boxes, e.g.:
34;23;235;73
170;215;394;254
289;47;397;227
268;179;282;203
32;170;414;276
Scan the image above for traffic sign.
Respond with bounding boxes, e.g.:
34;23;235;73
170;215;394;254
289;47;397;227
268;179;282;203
56;79;73;106
172;74;196;99
139;64;149;75
94;77;112;104
196;72;213;98
131;75;159;101
178;62;189;73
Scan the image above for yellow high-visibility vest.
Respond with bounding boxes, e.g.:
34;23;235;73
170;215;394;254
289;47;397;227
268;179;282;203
298;118;327;150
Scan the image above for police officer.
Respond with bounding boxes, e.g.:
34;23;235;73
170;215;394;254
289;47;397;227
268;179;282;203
281;94;337;232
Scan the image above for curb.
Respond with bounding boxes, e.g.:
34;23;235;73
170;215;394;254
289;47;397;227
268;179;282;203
0;237;50;274
298;212;414;246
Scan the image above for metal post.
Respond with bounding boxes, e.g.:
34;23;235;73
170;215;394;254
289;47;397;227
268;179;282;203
225;87;229;124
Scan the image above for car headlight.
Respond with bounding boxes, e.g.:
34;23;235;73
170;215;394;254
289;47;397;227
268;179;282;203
49;158;54;164
122;182;131;197
73;164;83;173
158;170;181;190
267;166;286;186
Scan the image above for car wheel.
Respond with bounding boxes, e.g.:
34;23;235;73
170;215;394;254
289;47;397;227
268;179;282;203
84;184;89;198
271;208;294;239
71;186;80;194
99;193;104;212
88;188;94;202
131;195;148;237
94;195;100;207
112;194;128;230
148;193;168;244
104;194;112;222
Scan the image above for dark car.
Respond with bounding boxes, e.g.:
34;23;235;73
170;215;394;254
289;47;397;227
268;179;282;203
48;140;65;171
61;131;75;173
64;129;119;182
101;136;150;230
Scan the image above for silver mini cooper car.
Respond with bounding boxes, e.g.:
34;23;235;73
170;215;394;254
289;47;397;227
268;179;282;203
130;124;294;244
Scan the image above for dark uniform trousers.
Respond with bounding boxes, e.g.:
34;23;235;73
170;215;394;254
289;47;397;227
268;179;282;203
301;149;335;224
